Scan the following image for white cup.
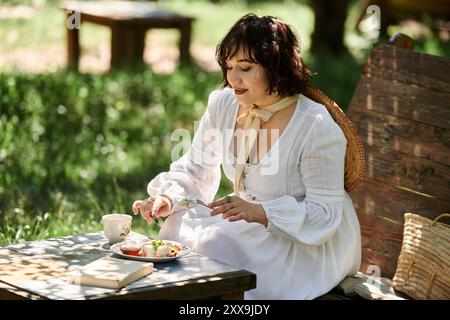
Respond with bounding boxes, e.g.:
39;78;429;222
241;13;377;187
102;214;132;244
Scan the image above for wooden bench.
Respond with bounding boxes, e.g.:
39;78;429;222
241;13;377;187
62;0;194;70
319;33;450;299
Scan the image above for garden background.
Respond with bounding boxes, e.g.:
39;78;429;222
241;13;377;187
1;0;449;243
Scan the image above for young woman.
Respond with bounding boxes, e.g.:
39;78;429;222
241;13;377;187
132;14;361;299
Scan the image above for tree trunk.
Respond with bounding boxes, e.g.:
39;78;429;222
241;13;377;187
310;0;350;54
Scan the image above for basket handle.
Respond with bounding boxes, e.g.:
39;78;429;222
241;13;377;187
431;213;450;226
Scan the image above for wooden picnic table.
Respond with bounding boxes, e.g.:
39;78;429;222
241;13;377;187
0;231;256;300
61;0;195;71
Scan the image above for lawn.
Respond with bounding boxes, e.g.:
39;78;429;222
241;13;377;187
1;0;449;244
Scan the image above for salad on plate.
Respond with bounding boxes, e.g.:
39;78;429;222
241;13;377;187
110;239;188;263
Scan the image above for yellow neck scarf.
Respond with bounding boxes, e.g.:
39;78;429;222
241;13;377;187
234;95;298;195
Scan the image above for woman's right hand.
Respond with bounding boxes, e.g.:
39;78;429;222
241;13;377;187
132;195;173;225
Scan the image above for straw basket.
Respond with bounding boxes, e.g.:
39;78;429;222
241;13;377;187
304;85;366;192
393;213;450;300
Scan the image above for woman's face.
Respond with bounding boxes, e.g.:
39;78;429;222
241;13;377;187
226;47;279;107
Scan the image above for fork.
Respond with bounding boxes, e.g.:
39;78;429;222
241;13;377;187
154;216;164;226
146;198;209;226
141;199;165;227
177;198;209;209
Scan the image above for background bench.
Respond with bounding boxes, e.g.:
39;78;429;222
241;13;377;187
62;0;194;70
319;34;450;299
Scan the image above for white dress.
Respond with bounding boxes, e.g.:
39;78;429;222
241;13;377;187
147;88;361;300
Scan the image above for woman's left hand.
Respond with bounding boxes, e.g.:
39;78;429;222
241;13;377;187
208;195;268;227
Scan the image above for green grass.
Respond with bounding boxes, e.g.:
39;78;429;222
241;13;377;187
1;0;449;245
0;65;226;244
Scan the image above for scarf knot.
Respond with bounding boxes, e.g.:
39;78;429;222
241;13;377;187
236;107;273;124
233;95;298;195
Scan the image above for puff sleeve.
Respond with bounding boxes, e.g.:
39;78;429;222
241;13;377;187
261;113;347;246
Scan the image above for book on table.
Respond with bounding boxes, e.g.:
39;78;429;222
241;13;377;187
68;256;154;289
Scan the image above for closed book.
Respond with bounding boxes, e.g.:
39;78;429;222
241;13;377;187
68;256;153;289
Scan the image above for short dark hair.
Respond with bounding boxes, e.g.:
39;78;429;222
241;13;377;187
216;13;311;97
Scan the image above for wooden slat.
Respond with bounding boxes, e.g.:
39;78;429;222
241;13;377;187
362;45;450;93
357;201;403;278
98;271;256;300
350;179;450;223
359;237;400;278
349;179;450;278
348;51;450;201
349;76;450;129
357;211;403;241
364;146;450;201
360;247;399;279
350;110;450;165
352;117;450;200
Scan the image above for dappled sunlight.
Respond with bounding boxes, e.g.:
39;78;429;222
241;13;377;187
392;50;398;71
0;231;247;299
363;196;375;220
413;143;423;158
0;250;69;283
392;96;399;115
393;128;400;151
367;122;373;146
365;93;373;110
367;153;375;178
20;276;113;300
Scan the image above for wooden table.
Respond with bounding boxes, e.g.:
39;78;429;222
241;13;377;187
61;0;195;70
0;231;256;300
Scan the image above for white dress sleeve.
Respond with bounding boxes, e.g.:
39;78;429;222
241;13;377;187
147;90;223;212
261;113;347;246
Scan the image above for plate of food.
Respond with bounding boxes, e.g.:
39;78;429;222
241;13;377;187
110;239;190;263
